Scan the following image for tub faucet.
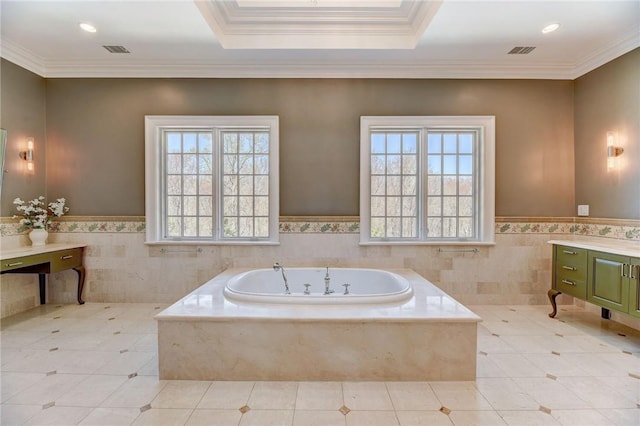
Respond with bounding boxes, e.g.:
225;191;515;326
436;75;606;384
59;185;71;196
273;262;290;294
324;266;334;295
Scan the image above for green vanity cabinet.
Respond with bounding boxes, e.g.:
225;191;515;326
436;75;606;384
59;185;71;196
587;251;630;312
548;241;640;319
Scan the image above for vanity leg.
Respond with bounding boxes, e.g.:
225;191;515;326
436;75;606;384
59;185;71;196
548;289;561;318
73;266;86;305
39;274;46;305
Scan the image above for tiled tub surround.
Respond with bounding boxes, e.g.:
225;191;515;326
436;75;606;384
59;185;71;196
1;216;639;320
156;269;481;381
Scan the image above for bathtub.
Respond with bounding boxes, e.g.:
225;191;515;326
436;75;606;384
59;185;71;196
157;268;481;381
223;267;413;305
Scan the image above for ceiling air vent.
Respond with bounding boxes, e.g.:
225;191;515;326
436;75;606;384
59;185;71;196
103;45;130;54
508;46;536;55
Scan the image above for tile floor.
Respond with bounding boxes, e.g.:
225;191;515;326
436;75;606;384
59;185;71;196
1;303;639;425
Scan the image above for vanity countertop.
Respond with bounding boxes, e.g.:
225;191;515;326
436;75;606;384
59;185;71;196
548;238;640;258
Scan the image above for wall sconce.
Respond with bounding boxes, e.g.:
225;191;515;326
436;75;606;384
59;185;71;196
606;131;623;171
19;137;35;173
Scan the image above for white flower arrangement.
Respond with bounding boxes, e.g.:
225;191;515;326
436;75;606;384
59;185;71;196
13;196;69;230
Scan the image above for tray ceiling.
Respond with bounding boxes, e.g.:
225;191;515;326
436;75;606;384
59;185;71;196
0;0;638;79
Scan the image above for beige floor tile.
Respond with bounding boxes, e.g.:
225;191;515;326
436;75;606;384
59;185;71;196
522;353;590;377
395;410;453;426
239;409;294;426
343;382;394;411
511;377;589;410
100;376;167;408
293;409;347;426
497;410;561;425
57;375;129;407
475;378;538;411
3;303;640;426
295;382;344;410
150;380;211;408
448;410;507;425
197;381;254;409
186;409;243;426
93;351;155;375
345;410;399;426
598;408;640;426
385;382;441;411
429;382;493;411
556;376;637;409
77;407;141;425
486;353;546;377
247;381;298;410
132;408;193;425
23;406;93;426
476;355;509;378
476;335;517;354
0;404;41;425
0;372;46;403
5;373;88;406
550;408;614;425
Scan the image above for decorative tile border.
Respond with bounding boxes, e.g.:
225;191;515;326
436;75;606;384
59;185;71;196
1;216;639;241
495;217;640;241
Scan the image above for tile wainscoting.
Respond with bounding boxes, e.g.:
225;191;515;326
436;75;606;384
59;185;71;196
1;216;639;319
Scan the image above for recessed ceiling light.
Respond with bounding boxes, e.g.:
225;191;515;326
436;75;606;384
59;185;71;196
80;22;97;33
542;23;560;34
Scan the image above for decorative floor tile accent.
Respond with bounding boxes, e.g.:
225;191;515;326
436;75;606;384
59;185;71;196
439;406;452;415
539;405;552;414
42;402;55;410
139;404;151;413
128;372;138;379
546;374;557;380
46;370;56;376
339;406;351;415
239;405;250;414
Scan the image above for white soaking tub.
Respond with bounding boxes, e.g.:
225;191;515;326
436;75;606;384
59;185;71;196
156;268;481;381
224;267;413;305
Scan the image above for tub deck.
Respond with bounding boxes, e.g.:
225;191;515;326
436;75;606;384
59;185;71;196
156;268;481;381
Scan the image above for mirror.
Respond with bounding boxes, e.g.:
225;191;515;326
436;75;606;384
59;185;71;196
0;128;6;197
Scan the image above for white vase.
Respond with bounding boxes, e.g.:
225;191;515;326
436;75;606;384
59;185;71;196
29;228;48;246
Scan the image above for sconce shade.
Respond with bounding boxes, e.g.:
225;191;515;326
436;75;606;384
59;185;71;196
19;137;35;173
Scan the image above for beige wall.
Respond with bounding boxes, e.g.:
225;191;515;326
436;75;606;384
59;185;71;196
0;59;47;216
44;77;575;217
574;48;640;220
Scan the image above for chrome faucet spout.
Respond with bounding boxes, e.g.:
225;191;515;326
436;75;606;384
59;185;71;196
324;266;334;295
273;262;290;294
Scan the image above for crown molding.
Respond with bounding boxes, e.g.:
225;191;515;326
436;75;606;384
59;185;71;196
570;26;640;79
1;36;634;80
195;0;441;49
0;38;47;77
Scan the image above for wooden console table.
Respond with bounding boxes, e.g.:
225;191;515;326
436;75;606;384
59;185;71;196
1;243;87;305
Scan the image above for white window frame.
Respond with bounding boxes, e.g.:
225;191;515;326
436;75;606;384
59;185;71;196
145;115;279;245
360;116;495;245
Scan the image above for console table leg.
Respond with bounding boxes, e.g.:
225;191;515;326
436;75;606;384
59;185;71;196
548;289;562;318
73;266;86;305
39;274;46;305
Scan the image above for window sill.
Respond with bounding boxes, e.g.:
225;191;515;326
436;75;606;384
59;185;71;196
359;241;496;247
145;240;280;246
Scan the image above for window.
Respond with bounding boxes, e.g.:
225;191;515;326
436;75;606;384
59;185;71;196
360;116;495;244
145;116;279;244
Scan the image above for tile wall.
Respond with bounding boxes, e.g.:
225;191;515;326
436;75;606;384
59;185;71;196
1;217;639;319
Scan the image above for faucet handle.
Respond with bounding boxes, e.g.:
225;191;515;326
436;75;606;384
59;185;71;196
304;283;311;295
342;283;350;295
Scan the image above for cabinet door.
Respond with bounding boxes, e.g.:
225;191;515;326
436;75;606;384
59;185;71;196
628;258;640;318
587;251;629;312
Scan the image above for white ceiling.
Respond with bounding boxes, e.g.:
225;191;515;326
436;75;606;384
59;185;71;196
0;0;638;79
